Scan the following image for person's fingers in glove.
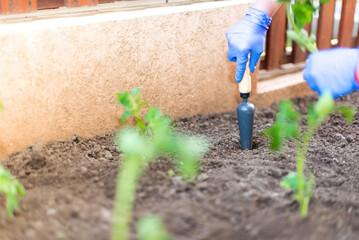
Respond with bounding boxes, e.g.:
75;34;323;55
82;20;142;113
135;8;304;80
235;50;249;82
303;48;359;99
226;7;271;83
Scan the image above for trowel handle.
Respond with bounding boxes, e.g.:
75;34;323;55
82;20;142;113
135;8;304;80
238;62;251;94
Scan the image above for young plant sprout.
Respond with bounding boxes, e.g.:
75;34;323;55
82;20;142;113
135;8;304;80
279;0;330;53
112;88;208;240
0;101;25;217
265;0;354;218
0;166;25;217
264;92;355;217
137;216;173;240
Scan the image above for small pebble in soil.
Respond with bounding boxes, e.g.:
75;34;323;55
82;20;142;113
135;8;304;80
104;150;113;160
100;208;112;223
25;227;36;238
346;134;355;143
27;153;46;170
197;173;209;182
81;166;88;174
335;133;346;140
46;208;57;216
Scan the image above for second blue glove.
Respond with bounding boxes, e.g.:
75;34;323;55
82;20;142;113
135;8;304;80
303;48;359;99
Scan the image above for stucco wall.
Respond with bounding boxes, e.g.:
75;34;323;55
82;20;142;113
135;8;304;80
0;0;254;156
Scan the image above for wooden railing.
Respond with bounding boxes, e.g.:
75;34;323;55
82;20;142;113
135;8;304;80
0;0;116;13
261;0;358;72
0;0;201;14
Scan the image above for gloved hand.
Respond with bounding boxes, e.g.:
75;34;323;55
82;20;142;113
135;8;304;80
226;7;272;83
303;48;359;99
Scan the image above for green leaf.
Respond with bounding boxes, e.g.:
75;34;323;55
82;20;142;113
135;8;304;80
137;119;147;132
115;128;153;159
307;104;317;128
335;106;356;123
131;87;141;96
280;172;299;191
263;100;300;150
277;101;300;123
167;170;174;177
117;92;131;108
121;110;134;124
320;0;330;4
314;91;335;119
292;2;315;28
280;171;312;194
174;136;209;181
145;107;163;124
0;101;3;110
137;216;172;240
263;124;284;150
280;171;307;192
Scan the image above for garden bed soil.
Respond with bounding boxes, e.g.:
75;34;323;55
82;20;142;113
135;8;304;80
1;92;359;240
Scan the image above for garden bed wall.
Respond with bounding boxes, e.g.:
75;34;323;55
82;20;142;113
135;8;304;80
0;0;313;158
0;0;253;157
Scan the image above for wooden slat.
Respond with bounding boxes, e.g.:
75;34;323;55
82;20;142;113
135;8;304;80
12;0;22;13
0;0;9;13
291;23;311;63
317;0;336;49
37;0;64;10
1;0;37;13
66;0;97;7
78;0;90;6
338;0;356;47
265;5;287;70
65;0;76;7
20;0;27;11
31;0;36;11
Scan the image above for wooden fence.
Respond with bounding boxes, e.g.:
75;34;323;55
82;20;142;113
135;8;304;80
261;0;358;71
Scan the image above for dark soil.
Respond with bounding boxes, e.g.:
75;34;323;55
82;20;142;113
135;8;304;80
1;92;359;240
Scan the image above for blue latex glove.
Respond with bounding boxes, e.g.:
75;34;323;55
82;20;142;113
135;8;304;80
303;48;359;99
226;7;271;83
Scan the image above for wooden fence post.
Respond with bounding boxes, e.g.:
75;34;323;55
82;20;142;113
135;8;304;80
1;0;36;14
264;5;287;70
65;0;98;7
338;0;356;47
316;0;336;49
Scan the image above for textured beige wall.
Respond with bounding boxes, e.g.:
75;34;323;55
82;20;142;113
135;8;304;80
0;1;253;156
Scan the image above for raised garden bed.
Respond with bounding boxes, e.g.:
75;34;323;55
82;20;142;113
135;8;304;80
0;91;359;240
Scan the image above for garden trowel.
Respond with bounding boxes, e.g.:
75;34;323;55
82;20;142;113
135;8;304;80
237;63;255;150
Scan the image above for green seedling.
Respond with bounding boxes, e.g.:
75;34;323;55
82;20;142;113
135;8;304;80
0;166;25;217
263;92;355;217
137;216;172;240
112;88;208;240
278;0;330;53
167;170;174;177
0;100;25;217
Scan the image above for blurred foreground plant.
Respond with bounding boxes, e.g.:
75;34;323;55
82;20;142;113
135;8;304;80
137;216;172;240
0;101;25;217
263;92;355;217
112;88;208;240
